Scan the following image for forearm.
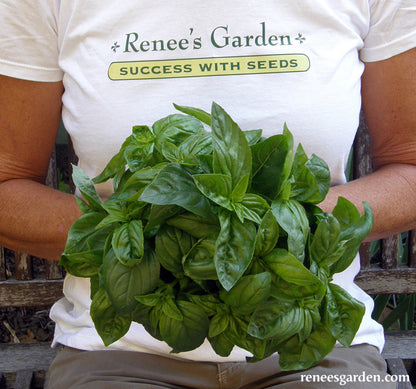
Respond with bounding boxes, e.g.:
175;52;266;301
319;163;416;241
0;179;82;260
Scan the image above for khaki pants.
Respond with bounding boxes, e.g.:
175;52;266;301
45;344;397;389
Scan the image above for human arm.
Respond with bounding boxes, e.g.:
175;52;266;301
319;48;416;241
0;75;82;260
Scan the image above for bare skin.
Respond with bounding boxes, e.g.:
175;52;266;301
0;48;415;260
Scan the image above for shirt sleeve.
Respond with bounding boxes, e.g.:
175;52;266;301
360;0;416;62
0;0;63;81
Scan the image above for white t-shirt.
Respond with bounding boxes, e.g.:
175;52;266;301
1;0;415;362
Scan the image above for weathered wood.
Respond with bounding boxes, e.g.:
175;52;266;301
355;267;416;295
0;246;6;281
14;252;33;281
14;370;34;389
0;343;58;373
385;359;413;389
44;259;63;280
381;235;399;269
359;242;372;269
0;279;64;307
382;331;416;359
353;112;373;179
45;148;58;190
409;230;416;268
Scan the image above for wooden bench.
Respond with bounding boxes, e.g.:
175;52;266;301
1;122;415;389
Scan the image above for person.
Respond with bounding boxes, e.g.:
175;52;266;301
0;1;415;388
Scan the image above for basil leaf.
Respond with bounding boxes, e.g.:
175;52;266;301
324;283;365;347
278;324;336;371
183;239;217;280
248;299;305;341
264;249;325;299
101;247;160;315
330;198;373;274
310;213;346;267
215;210;257;291
90;287;131;346
193;173;233;210
62;212;106;254
166;213;219;239
153;114;204;152
221;272;271;315
111;220;144;266
155;225;195;275
254;210;279;257
140;163;212;218
209;312;230;338
251;129;294;200
72;165;104;212
59;249;102;278
211;102;251;188
271;199;309;263
159;300;209;353
208;332;234;357
93;135;133;185
173;103;211;126
290;145;330;204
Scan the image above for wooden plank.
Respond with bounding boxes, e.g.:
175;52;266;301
0;246;6;281
381;235;399;269
385;359;413;389
359;242;372;269
382;331;416;359
44;259;63;280
14;252;32;281
0;279;63;307
355;267;416;294
409;230;416;268
14;370;34;389
0;343;58;373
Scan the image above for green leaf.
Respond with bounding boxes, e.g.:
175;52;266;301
183;239;217;280
59;249;103;278
140;163;212;218
330;198;373;274
165;213;219;239
153;114;204;152
90;287;131;346
251;130;294;200
310;213;346;267
278;324;336;371
264;249;325;299
254;210;279;257
193;173;233;210
290;145;330;204
155;225;195;275
222;272;271;315
173;103;211;126
209;313;230;338
111;220;144;266
101;247;160;315
93;135;133;185
215;210;257;291
158;300;209;352
211;102;252;188
63;212;106;254
72;165;104;212
248;299;305;341
323;283;365;347
271;199;309;263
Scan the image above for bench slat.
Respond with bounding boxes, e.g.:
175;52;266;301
385;359;413;389
355;267;416;295
14;370;34;389
0;343;58;373
0;279;63;307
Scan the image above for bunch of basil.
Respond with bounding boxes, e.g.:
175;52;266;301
60;102;373;370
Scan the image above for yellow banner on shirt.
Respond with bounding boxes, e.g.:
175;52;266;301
108;54;310;80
